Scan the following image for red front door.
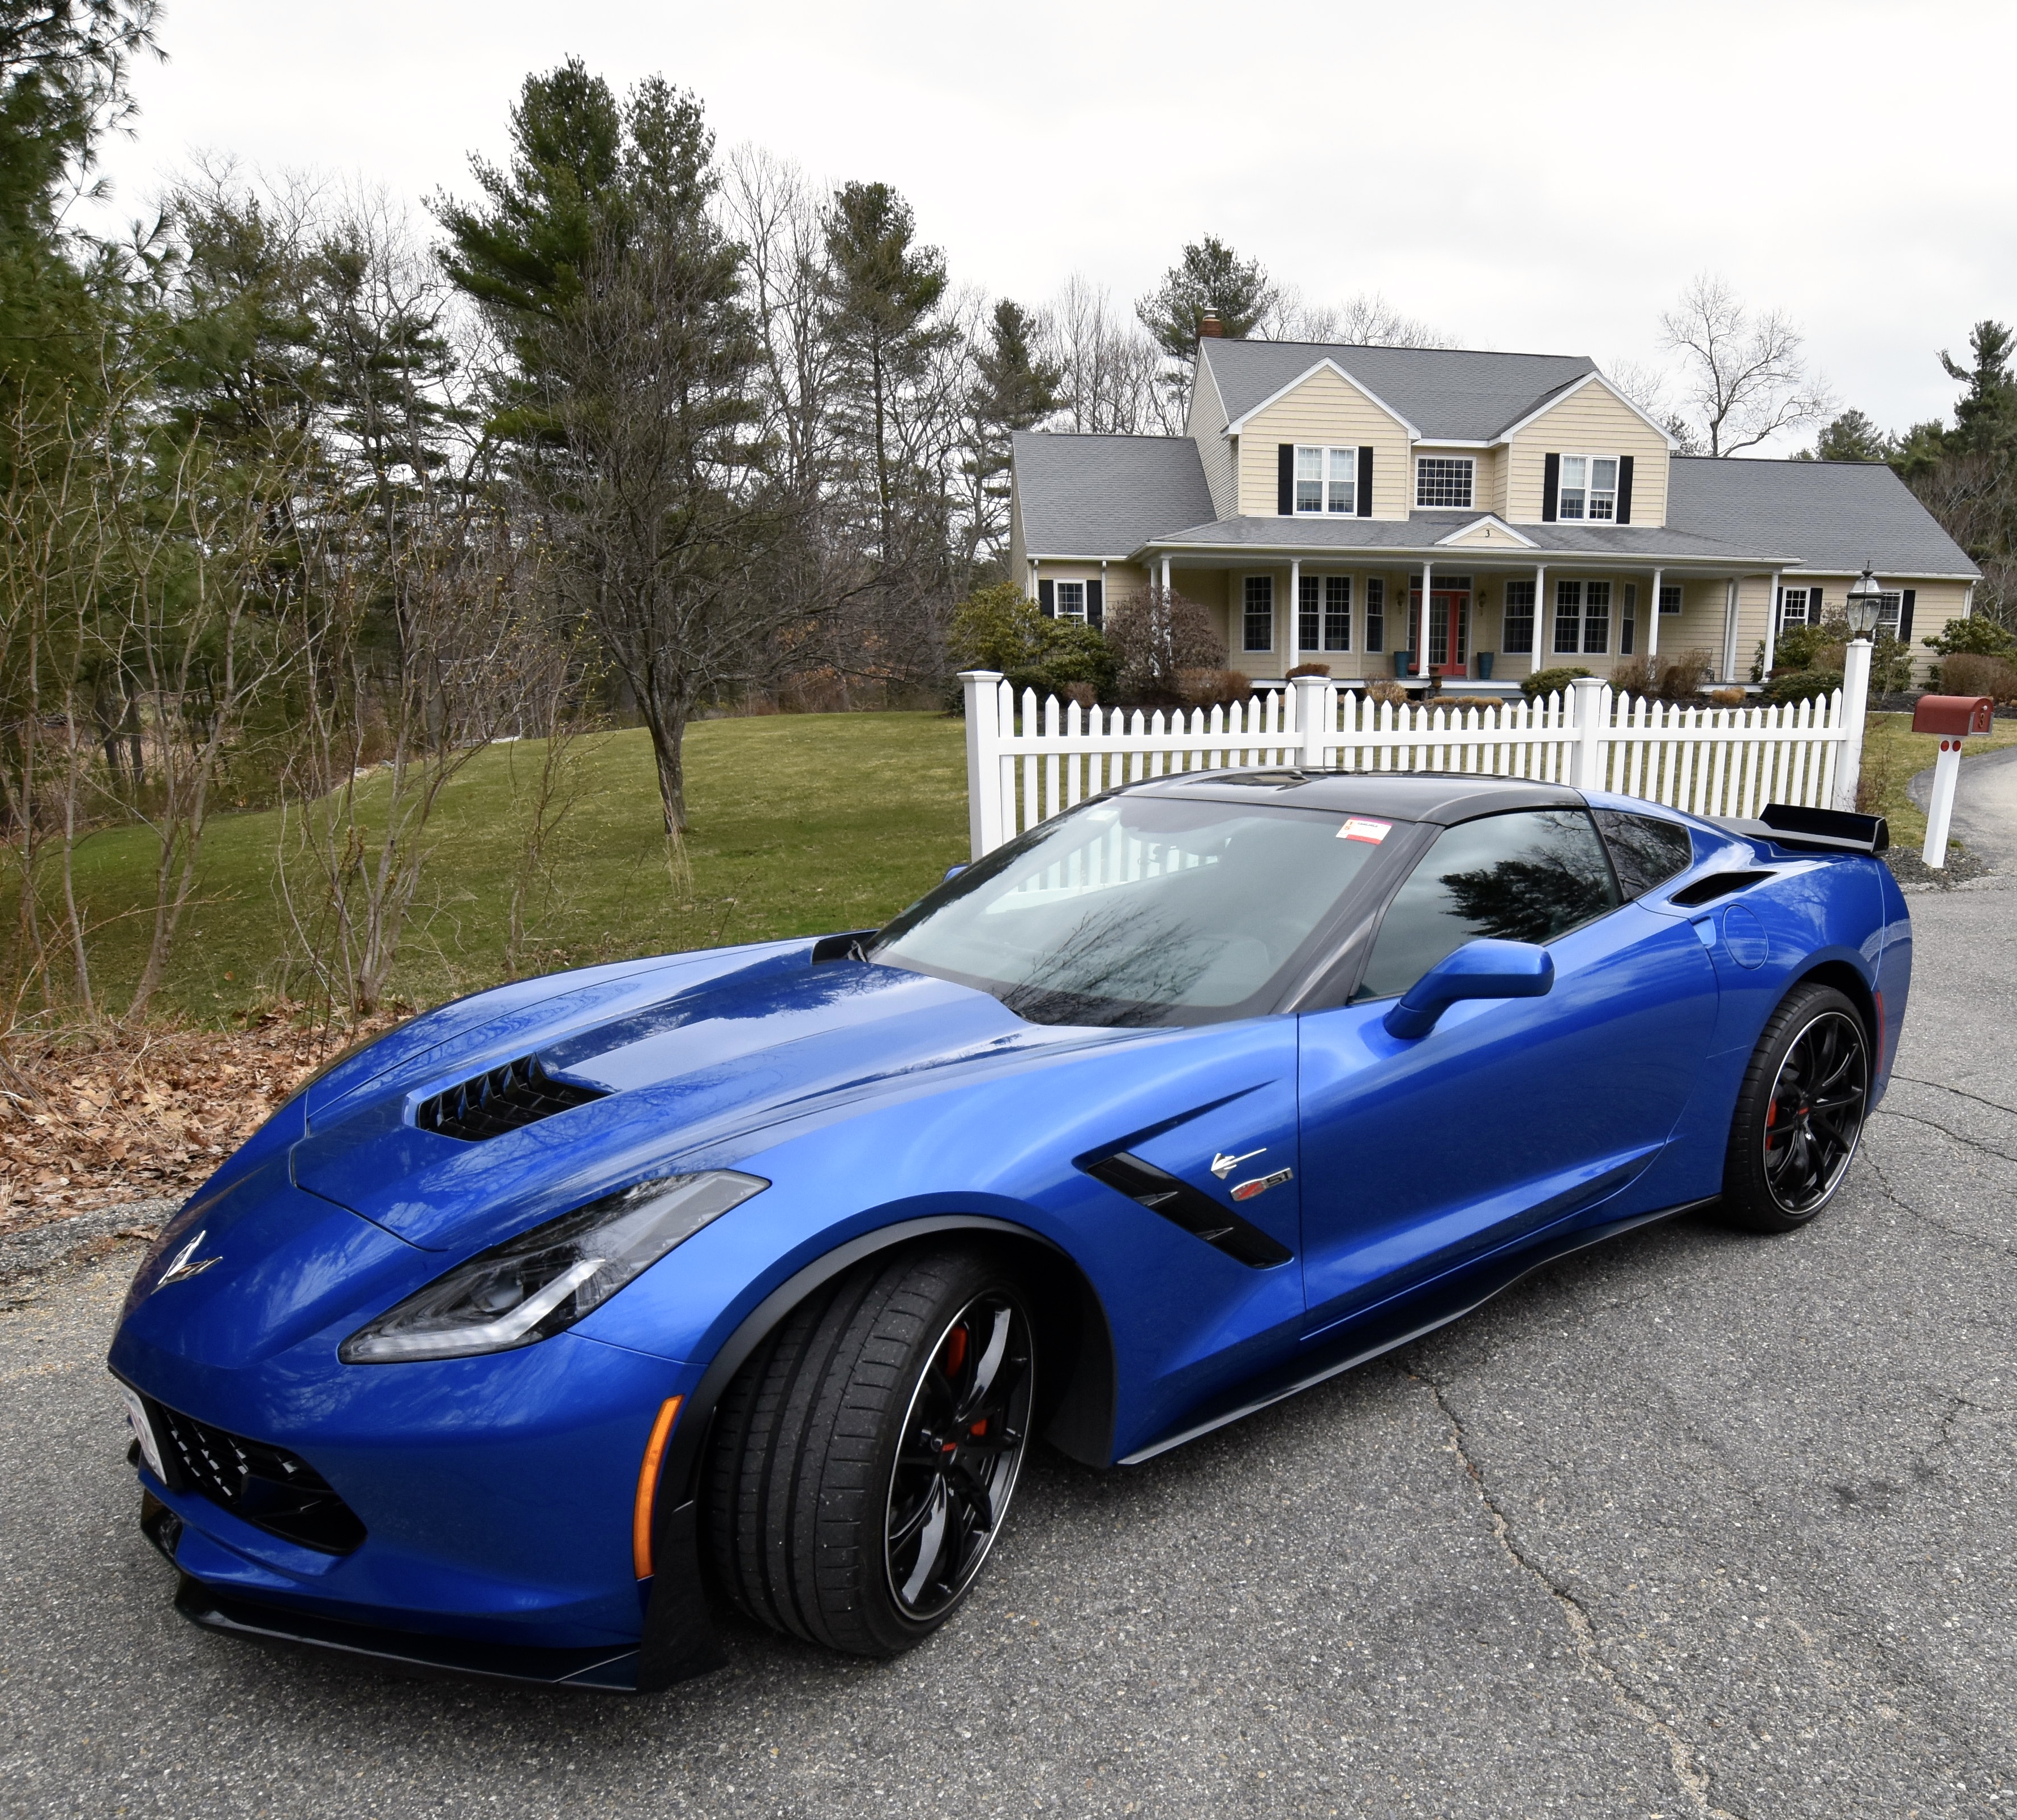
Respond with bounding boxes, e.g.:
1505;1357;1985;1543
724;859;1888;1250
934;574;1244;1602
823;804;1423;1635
1408;589;1471;676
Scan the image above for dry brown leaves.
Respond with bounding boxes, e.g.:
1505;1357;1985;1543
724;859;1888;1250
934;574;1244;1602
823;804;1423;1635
0;1008;405;1237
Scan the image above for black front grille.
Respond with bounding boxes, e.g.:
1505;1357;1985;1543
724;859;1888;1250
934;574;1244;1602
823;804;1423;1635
416;1054;606;1141
149;1401;366;1555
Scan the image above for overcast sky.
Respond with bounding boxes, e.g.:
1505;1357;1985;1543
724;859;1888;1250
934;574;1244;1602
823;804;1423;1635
82;0;2016;453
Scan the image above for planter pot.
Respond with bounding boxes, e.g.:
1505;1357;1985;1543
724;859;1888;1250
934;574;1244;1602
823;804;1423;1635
1475;652;1496;679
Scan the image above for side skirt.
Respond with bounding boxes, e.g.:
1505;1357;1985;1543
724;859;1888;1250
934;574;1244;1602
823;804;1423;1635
1117;1196;1718;1466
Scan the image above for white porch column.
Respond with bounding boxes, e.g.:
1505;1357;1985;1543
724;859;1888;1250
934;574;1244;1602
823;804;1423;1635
1159;554;1171;592
1646;567;1663;660
1287;558;1301;673
1721;580;1741;683
1762;568;1783;677
1027;557;1038;601
1530;564;1546;676
1417;559;1433;678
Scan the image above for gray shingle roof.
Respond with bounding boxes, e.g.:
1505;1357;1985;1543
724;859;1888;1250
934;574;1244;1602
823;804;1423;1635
1199;340;1597;440
1665;457;1979;577
1012;432;1215;557
1141;513;1787;564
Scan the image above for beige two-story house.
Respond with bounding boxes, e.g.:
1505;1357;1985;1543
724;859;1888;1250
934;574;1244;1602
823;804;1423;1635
1009;332;1978;688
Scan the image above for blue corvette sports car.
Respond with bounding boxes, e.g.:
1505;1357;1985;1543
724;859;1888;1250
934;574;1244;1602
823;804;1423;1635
110;770;1908;1689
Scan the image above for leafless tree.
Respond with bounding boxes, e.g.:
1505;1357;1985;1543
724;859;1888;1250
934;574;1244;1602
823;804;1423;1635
1104;585;1227;703
1261;288;1454;349
1659;275;1834;456
1041;276;1167;435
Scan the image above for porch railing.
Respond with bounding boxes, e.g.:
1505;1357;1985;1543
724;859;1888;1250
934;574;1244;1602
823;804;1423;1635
958;668;1869;860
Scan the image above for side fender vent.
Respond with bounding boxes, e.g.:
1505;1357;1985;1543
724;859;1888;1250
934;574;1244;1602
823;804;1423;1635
416;1055;607;1142
1081;1151;1292;1269
1669;870;1774;909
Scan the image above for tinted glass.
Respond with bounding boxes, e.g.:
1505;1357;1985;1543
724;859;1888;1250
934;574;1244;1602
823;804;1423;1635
1354;809;1621;1001
1592;808;1695;900
871;796;1388;1026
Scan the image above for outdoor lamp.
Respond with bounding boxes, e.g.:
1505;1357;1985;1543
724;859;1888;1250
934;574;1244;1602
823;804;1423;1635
1845;564;1883;639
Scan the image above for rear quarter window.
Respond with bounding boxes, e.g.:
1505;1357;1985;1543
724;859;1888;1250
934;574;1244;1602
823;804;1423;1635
1592;808;1695;900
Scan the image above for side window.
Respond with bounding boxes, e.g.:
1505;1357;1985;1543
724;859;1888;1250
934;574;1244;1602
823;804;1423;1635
1354;810;1621;1001
1591;809;1695;900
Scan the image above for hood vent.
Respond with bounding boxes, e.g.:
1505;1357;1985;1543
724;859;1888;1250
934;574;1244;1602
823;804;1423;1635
416;1055;607;1142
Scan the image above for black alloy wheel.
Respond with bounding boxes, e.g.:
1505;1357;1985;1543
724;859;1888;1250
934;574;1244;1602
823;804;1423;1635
704;1248;1037;1656
1720;983;1871;1233
884;1292;1034;1622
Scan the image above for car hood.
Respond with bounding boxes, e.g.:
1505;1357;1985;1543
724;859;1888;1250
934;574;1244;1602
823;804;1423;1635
292;943;1107;1251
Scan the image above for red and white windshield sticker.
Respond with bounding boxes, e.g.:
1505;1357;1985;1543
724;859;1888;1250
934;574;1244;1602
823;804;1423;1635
1339;817;1393;844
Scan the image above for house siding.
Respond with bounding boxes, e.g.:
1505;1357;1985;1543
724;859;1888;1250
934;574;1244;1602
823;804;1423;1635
1188;359;1236;523
1505;384;1671;526
1232;366;1412;519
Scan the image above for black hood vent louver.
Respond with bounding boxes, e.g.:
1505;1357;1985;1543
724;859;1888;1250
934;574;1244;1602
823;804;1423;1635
416;1055;607;1142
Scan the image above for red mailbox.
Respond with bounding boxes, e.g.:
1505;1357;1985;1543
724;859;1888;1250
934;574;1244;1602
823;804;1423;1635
1911;694;1995;737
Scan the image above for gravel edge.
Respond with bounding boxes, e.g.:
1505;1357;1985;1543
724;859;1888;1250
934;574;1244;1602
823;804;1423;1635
0;1198;178;1300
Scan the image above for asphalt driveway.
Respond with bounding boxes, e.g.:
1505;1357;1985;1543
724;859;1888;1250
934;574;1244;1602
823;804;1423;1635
3;878;2014;1819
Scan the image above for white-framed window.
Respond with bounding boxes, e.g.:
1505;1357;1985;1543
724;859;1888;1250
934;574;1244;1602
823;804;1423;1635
1875;591;1903;636
1776;586;1813;632
1659;583;1683;615
1243;575;1274;652
1364;577;1386;652
1620;583;1637;656
1502;579;1536;654
1415;456;1474;509
1298;575;1320;650
1553;579;1611;654
1324;575;1351;651
1557;455;1619;521
1055;580;1086;622
1295;445;1358;514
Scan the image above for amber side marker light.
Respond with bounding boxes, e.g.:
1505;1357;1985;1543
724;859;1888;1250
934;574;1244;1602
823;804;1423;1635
632;1396;683;1578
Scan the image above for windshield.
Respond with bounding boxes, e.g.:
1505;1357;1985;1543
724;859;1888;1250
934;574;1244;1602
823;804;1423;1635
869;794;1391;1026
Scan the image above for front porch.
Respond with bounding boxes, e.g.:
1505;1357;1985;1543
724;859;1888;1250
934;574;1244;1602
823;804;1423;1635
1151;551;1791;693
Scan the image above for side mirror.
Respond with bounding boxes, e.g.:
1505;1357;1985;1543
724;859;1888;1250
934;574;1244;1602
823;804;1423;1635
1383;939;1554;1040
942;864;968;883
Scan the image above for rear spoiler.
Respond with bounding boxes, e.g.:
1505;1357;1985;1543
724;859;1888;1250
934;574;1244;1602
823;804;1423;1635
1713;802;1890;855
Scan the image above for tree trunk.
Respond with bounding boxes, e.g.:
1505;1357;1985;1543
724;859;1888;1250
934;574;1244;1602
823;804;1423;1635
639;686;690;836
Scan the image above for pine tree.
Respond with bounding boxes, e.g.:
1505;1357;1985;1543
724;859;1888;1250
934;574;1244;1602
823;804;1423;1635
1804;409;1887;463
821;180;952;558
1938;320;2017;460
963;298;1059;569
1134;237;1277;362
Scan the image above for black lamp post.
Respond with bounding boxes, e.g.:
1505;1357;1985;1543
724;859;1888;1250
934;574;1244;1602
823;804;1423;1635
1845;563;1884;640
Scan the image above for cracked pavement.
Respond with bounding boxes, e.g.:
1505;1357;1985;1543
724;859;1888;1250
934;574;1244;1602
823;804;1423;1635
4;882;2015;1818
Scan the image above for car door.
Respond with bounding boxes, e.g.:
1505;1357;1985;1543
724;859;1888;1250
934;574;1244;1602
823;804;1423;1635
1295;806;1719;1342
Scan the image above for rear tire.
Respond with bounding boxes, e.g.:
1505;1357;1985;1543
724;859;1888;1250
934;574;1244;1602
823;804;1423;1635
1719;982;1870;1234
703;1247;1036;1656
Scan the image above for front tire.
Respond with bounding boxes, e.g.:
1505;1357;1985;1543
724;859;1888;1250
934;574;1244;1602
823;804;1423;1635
1719;983;1870;1233
704;1247;1035;1656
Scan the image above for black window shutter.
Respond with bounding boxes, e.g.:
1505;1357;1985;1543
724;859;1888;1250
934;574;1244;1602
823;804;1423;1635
1541;453;1560;523
1616;455;1634;524
1038;579;1055;618
1278;444;1294;516
1899;588;1916;643
1357;446;1373;516
1086;578;1103;628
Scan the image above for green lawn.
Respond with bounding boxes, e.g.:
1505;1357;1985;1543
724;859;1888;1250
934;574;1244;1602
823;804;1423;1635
1858;710;2017;853
37;712;970;1025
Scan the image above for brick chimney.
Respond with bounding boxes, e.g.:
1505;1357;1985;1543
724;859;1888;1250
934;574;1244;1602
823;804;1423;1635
1199;311;1224;338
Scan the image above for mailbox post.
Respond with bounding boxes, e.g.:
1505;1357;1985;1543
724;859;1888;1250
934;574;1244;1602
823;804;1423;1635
1911;694;1996;867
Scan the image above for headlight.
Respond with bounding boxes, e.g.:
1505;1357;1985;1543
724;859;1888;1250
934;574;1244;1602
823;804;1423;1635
339;1171;766;1364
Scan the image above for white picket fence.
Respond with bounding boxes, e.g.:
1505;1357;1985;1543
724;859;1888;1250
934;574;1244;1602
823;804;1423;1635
958;668;1870;860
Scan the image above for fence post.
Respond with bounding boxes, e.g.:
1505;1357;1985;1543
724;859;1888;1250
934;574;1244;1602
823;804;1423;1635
1832;639;1872;813
1294;674;1332;771
960;669;1005;861
1569;675;1607;790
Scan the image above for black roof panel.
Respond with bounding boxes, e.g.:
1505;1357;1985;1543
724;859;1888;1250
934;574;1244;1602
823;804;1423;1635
1129;768;1583;825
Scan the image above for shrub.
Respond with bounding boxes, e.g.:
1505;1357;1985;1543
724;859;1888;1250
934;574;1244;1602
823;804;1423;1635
1923;615;2015;657
1285;661;1331;678
1608;658;1655;698
1105;585;1227;704
1710;687;1748;708
953;582;1117;704
1656;650;1717;699
1775;615;1913;696
1762;668;1843;705
1177;667;1253;708
1520;666;1592;700
1938;652;2017;704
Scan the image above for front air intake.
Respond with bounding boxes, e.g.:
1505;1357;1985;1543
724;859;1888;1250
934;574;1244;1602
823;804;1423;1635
416;1055;606;1142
